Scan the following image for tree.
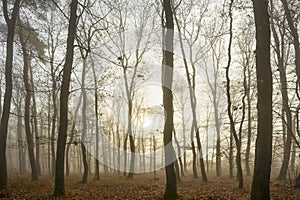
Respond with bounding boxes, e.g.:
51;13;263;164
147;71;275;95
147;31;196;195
53;0;78;195
18;16;39;181
0;0;21;189
162;0;177;199
174;7;208;182
225;0;244;188
269;0;293;180
251;0;273;199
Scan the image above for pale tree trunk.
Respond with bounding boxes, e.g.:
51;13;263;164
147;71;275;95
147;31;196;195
0;0;21;189
174;10;207;182
251;0;273;198
53;0;78;195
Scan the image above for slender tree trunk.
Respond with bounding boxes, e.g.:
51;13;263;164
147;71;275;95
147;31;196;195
91;58;100;180
225;0;243;188
270;6;293;180
174;11;207;182
245;61;252;176
19;19;38;182
279;0;300;100
214;96;221;177
229;128;233;178
0;0;21;189
17;92;25;174
50;71;57;177
251;0;273;198
30;61;41;176
53;0;78;195
80;57;89;184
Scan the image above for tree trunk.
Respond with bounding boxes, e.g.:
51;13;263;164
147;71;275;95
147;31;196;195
174;10;207;182
91;58;100;180
245;60;252;176
50;66;58;177
191;128;198;179
279;0;300;100
53;0;78;195
80;57;89;184
19;19;38;182
162;0;177;199
225;0;243;188
17;91;25;174
0;0;21;189
270;6;293;180
30;61;41;176
251;0;273;199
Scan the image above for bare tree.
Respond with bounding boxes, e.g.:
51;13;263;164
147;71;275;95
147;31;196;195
53;0;78;195
0;0;21;189
18;16;39;182
225;0;244;188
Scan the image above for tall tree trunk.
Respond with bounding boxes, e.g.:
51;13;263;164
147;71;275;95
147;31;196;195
91;58;100;180
229;127;233;178
225;0;243;188
245;59;252;176
174;10;207;182
19;19;38;182
162;0;177;199
0;0;21;189
80;57;89;184
53;0;78;195
17;91;25;174
50;65;58;177
30;61;41;176
270;5;293;180
251;0;273;199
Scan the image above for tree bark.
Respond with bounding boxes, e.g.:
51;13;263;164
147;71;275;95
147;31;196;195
19;18;38;181
53;0;78;195
162;0;177;199
270;4;293;180
251;0;273;199
0;0;21;189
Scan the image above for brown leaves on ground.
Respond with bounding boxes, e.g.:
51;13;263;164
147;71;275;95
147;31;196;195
0;172;300;199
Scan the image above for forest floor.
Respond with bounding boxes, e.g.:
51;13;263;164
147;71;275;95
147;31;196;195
0;172;300;199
